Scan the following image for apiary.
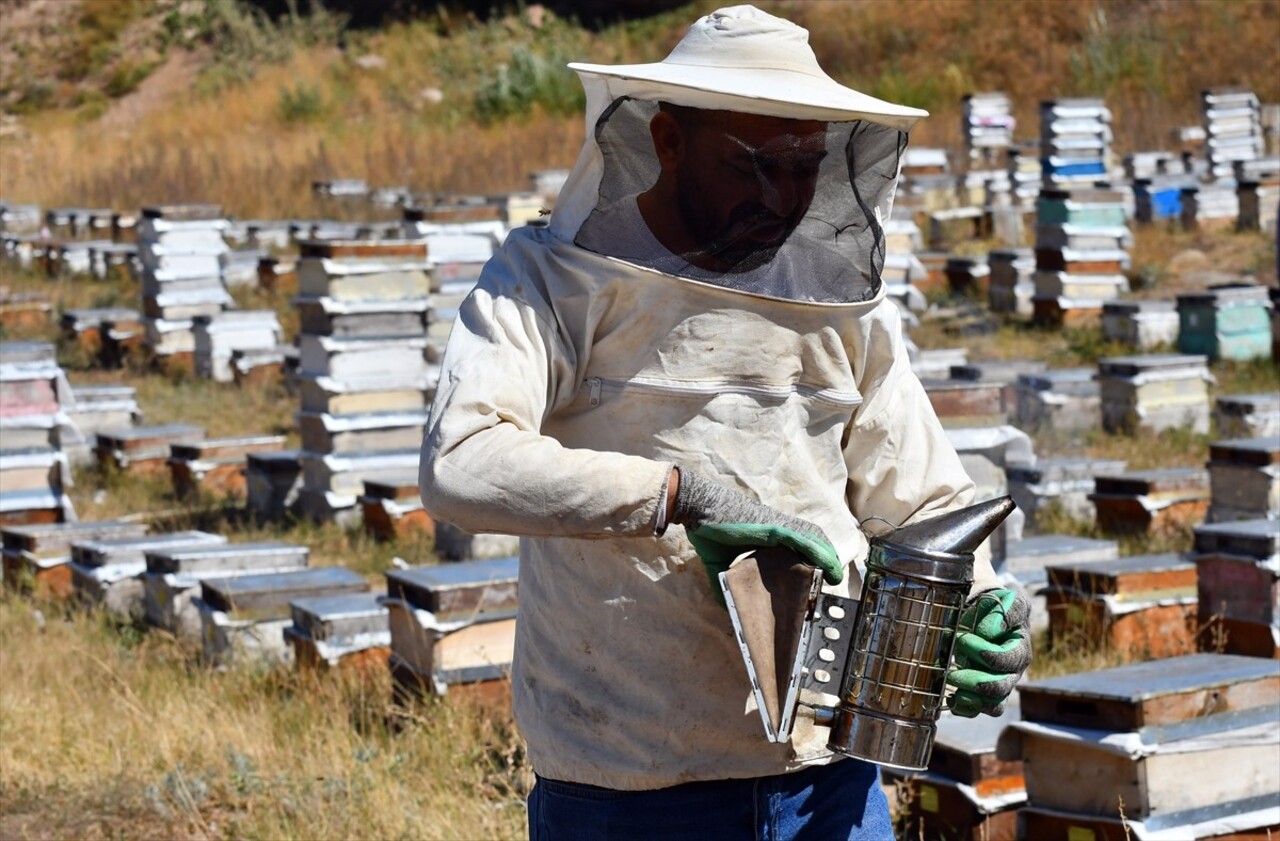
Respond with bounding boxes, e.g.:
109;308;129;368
1090;467;1210;535
285;591;391;673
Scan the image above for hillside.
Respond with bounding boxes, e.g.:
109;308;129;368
1;0;1278;216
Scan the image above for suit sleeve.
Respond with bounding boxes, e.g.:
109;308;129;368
419;280;672;540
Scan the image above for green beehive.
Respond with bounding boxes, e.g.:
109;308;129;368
1036;188;1129;228
1177;284;1274;361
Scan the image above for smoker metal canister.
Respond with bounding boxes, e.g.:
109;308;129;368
827;497;1015;770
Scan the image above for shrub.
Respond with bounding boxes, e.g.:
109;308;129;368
278;81;327;123
104;58;156;98
473;45;585;124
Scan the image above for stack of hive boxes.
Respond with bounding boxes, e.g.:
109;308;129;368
1202;88;1265;181
294;239;432;523
0;341;78;527
1097;353;1213;435
1032;188;1131;326
1176;283;1274;362
401;202;503;363
383;556;519;700
135;205;232;370
1194;519;1278;658
880;219;927;315
986;248;1035;317
1011;654;1280;839
1006;142;1042;211
962;91;1015;165
1206;436;1279;524
1039;98;1112;187
1237;158;1280;233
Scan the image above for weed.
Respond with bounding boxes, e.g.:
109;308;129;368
473;45;585;124
278;81;327;123
104;57;157;98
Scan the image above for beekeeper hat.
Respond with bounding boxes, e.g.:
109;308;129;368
568;4;927;131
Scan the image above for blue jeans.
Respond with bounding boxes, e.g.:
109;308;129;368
527;759;893;841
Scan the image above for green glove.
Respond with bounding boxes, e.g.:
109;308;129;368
688;522;843;592
946;587;1032;718
670;470;842;607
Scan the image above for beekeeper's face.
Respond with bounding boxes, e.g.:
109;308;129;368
651;106;827;272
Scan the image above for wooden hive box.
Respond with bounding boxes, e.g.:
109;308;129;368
359;474;433;542
383;557;519;696
1090;468;1210;535
1031;295;1107;329
1206;436;1280;523
229;346;293;390
1097;353;1213;436
2;519;147;598
922;379;1008;427
295;410;427;456
1017;653;1278;737
1033;247;1128;275
297;372;430;416
1012;368;1101;434
1194;519;1280;658
1044;553;1199;659
1018;805;1279;841
70;530;226;621
143;541;309;638
1008;655;1280;830
198;567;369;664
167;434;287;499
285;591;390;674
0;292;51;331
245;450;303;522
1101;299;1179;351
95;424;205;476
1177;284;1274;363
1214;392;1280;440
295;295;429;339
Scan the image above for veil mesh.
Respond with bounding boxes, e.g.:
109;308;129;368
575;97;907;304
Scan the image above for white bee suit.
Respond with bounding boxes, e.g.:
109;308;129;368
420;5;998;791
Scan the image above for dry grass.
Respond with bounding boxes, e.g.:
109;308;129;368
2;1;1279;216
0;595;527;840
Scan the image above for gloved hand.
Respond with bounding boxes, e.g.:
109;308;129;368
670;469;842;603
946;587;1032;718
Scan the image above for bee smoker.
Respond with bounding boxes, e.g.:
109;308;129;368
721;496;1015;771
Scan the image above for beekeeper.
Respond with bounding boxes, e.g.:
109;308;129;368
420;5;1030;839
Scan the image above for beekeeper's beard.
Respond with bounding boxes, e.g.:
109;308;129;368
672;159;806;275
